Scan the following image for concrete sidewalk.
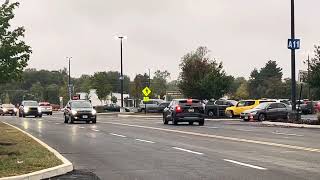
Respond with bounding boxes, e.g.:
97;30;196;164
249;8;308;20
262;121;320;129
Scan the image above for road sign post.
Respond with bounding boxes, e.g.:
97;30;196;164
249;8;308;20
142;87;152;114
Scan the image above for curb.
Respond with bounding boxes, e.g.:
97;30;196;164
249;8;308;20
262;121;320;129
1;122;73;180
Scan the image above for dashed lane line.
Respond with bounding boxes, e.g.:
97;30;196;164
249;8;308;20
109;133;126;138
135;139;155;144
224;159;267;170
172;147;204;155
100;122;320;153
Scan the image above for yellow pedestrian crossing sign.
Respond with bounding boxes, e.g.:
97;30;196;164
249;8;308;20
142;87;151;97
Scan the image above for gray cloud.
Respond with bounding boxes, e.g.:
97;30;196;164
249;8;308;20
12;0;320;80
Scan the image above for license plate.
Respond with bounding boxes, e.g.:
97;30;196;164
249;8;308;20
188;108;194;113
83;115;88;118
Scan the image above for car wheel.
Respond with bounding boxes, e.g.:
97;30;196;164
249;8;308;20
199;119;205;126
92;119;97;124
38;114;42;118
258;114;266;121
208;110;215;117
226;110;234;118
189;122;194;125
86;120;90;124
172;118;178;125
64;115;68;123
163;116;169;125
70;117;74;124
19;112;22;117
22;113;26;118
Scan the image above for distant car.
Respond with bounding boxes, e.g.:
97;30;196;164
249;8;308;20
240;102;291;121
225;99;276;118
19;101;42;118
64;100;97;124
104;104;130;112
205;99;238;118
297;101;318;114
0;104;17;116
39;102;53;115
163;99;205;126
139;99;165;113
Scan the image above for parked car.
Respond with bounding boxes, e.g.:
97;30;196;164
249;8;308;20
63;100;97;124
139;99;165;113
240;102;291;121
39;102;53;115
315;101;320;113
156;102;170;113
163;99;205;126
19;101;42;118
225;99;276;118
205;99;238;118
0;104;17;116
104;104;130;112
297;100;318;114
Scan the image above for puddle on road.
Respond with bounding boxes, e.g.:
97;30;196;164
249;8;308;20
47;169;101;180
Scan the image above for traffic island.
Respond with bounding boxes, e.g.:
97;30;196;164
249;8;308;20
0;122;73;180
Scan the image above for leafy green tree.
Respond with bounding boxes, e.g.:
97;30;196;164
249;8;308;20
0;2;32;83
111;96;118;104
151;70;170;98
178;46;232;99
129;74;149;99
92;72;112;101
234;82;249;100
248;60;283;99
30;82;44;101
309;45;320;99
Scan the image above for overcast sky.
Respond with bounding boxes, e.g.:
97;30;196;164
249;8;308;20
12;0;320;80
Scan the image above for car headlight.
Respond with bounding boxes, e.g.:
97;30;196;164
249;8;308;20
71;110;77;115
38;107;42;113
3;108;8;112
14;108;18;112
24;107;29;112
250;111;257;115
92;109;97;115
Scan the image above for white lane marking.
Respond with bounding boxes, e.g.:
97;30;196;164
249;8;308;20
172;147;204;155
79;126;85;129
92;129;100;132
102;122;320;153
272;132;304;137
135;139;155;144
203;126;220;129
235;128;254;132
224;159;267;170
110;133;126;138
55;123;61;125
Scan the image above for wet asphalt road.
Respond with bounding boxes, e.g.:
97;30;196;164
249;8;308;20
1;113;320;180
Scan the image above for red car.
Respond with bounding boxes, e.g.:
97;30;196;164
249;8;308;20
315;101;320;113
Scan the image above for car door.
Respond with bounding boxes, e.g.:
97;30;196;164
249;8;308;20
277;103;288;118
164;101;174;120
266;103;278;119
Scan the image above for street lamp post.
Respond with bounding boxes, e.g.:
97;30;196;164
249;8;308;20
117;36;125;111
290;0;297;115
66;57;72;100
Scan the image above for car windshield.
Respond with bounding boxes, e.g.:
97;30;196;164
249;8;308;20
254;103;269;109
24;102;38;106
2;104;14;108
71;101;92;108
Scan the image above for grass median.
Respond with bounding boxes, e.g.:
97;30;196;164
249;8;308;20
0;122;62;178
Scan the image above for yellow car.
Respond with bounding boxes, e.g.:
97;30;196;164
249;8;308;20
225;100;274;118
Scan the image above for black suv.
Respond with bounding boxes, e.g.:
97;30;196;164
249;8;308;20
163;99;205;126
64;100;97;124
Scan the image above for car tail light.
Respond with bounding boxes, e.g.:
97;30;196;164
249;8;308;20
176;105;182;113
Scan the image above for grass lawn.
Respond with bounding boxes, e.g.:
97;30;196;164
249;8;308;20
0;122;62;178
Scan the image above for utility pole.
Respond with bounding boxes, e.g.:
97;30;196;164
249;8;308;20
148;69;151;87
290;0;297;115
66;57;72;100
